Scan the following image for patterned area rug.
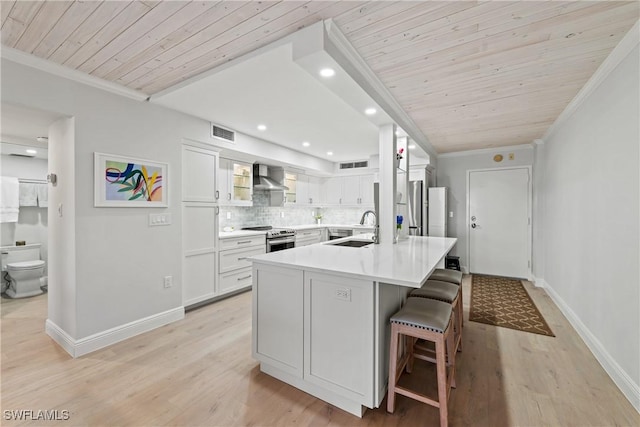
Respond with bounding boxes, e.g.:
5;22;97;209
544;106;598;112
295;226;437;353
470;275;555;337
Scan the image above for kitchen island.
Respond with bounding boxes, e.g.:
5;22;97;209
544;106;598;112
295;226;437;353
248;235;457;417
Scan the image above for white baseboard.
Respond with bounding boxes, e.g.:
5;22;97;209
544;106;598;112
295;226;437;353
532;276;547;288
46;307;185;358
544;283;640;412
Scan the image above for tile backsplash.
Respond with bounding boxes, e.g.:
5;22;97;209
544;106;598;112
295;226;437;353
219;206;370;230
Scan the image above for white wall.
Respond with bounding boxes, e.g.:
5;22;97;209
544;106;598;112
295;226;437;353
1;58;207;341
0;154;48;271
47;117;77;337
542;44;639;407
436;146;534;271
0;54;340;350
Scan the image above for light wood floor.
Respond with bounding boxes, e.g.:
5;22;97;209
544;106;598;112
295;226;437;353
1;277;638;426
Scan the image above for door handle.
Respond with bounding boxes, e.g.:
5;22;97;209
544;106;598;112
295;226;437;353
471;223;477;229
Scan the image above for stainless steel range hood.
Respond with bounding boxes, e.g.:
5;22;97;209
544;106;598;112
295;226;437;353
253;164;288;191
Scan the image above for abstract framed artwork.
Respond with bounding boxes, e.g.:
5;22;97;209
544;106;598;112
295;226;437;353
94;153;168;207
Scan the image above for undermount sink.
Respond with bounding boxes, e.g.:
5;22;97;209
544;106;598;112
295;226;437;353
328;240;373;248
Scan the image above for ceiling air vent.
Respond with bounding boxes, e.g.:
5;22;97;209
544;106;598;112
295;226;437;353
339;161;368;169
211;123;235;142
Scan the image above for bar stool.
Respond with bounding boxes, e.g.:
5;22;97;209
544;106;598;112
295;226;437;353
410;280;463;352
429;269;464;328
429;268;463;286
387;297;456;427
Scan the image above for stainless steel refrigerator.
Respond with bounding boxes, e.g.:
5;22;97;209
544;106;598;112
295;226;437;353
408;180;428;236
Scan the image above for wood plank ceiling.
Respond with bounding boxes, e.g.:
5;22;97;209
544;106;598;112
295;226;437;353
1;1;638;153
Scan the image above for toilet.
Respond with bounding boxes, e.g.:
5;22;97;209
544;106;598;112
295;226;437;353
1;244;45;298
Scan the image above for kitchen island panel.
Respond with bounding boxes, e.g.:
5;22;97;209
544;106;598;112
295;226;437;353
252;264;304;378
304;272;374;404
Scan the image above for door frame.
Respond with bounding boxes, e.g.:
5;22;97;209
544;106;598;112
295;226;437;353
466;166;533;280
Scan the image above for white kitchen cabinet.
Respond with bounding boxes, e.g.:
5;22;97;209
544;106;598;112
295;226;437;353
358;174;375;205
253;264;304;378
284;172;297;204
182;202;218;306
304;272;374;404
352;227;374;236
295;228;323;247
182;142;220;307
295;174;323;206
323;174;374;207
218;158;252;206
182;144;219;203
218;234;265;295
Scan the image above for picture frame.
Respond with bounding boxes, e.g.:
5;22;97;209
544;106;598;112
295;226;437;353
94;152;168;207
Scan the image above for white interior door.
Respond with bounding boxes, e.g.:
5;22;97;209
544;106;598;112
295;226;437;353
469;168;530;278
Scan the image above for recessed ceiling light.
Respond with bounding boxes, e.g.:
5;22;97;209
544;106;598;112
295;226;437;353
365;108;377;115
327;151;333;156
36;136;48;143
302;141;310;147
319;68;335;78
408;144;416;149
26;149;37;154
257;124;267;131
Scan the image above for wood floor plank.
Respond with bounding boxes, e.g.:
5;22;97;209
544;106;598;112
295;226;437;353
1;276;638;426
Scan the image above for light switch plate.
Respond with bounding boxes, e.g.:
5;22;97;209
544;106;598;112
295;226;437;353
149;213;172;226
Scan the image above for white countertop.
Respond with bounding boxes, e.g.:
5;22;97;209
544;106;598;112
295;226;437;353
248;234;457;288
219;230;267;239
219;224;374;239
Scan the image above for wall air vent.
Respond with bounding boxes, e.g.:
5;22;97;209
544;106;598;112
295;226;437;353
211;123;235;142
339;161;368;169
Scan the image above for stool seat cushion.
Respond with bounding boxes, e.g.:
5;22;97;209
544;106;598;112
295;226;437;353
430;268;463;285
390;298;452;333
411;280;459;303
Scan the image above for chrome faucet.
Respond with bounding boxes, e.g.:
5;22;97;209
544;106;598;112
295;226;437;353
359;210;379;244
360;210;376;225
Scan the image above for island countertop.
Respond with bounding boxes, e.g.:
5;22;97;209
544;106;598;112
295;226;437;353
248;234;457;288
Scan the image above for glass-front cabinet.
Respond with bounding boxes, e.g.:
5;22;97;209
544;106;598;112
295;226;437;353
284;172;297;204
218;158;253;206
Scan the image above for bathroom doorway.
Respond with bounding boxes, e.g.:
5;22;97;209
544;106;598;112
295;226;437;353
1;104;61;302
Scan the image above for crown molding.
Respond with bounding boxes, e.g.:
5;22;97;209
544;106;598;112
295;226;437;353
543;20;639;141
438;143;533;159
323;19;438;160
1;46;148;102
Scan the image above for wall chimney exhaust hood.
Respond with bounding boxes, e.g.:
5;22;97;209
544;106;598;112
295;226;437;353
253;164;289;191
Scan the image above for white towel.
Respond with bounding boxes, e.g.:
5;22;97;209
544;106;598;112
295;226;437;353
37;184;48;208
0;176;20;222
19;183;38;206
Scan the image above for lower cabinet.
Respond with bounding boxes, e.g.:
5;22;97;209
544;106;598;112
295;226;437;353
252;264;405;416
295;228;323;247
303;272;374;403
218;235;265;296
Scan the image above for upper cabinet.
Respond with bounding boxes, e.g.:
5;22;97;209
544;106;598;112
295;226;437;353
182;144;219;203
218;158;253;206
285;172;297;204
285;173;324;206
324;174;374;207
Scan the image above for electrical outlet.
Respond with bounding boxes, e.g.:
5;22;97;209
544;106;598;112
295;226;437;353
226;212;231;219
449;211;454;218
163;276;172;288
280;211;285;218
335;288;351;301
312;211;315;217
509;153;515;160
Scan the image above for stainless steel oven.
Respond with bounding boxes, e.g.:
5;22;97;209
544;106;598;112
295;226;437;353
266;229;296;252
242;226;296;253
